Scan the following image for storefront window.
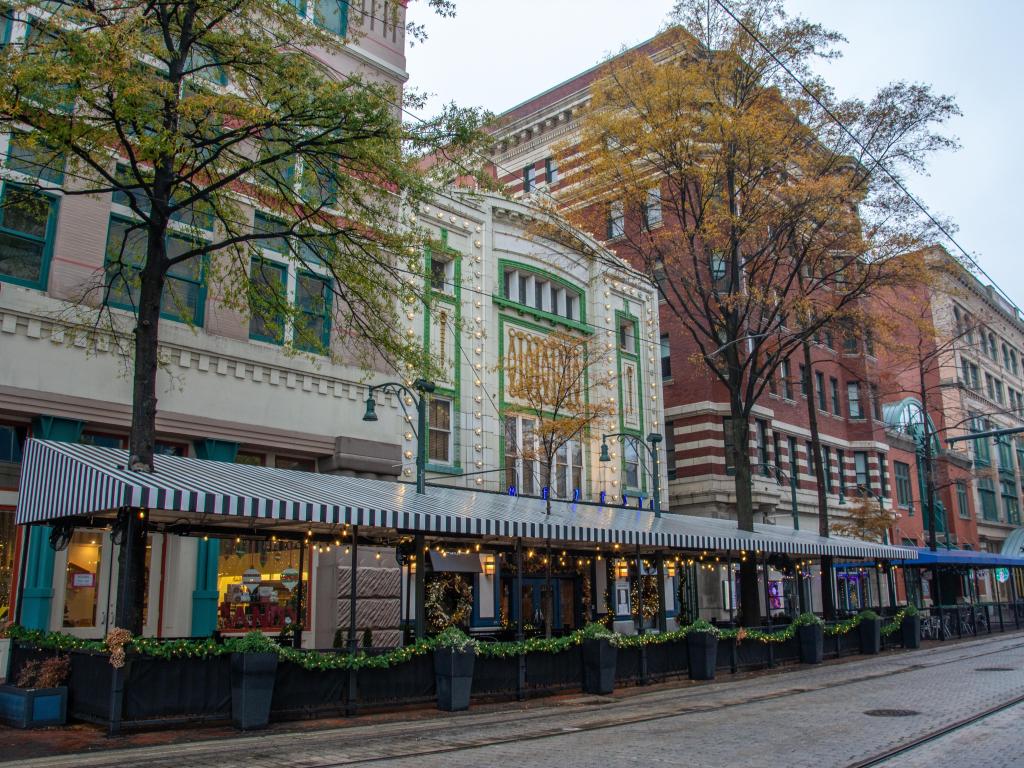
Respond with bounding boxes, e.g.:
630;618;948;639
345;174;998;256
217;541;307;632
0;510;14;622
63;532;102;628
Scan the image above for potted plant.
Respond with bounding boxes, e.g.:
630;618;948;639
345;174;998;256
580;623;618;695
686;620;719;680
433;626;477;712
793;612;824;664
858;610;882;655
0;655;70;728
901;604;921;650
0;623;10;683
228;631;279;730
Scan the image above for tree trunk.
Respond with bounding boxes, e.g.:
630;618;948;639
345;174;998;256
728;403;761;626
114;228;166;634
801;340;835;618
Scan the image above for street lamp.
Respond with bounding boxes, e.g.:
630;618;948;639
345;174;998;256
363;378;436;494
600;432;663;516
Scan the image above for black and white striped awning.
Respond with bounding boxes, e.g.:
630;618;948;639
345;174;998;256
15;440;917;559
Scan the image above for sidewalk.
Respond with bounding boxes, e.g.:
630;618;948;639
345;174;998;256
3;632;1021;765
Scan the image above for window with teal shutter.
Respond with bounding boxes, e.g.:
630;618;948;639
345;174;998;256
314;0;348;36
0;183;58;289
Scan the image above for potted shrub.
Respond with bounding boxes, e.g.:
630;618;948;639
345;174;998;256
580;623;618;695
858;610;882;655
433;626;477;712
793;612;824;664
686;620;719;680
0;655;70;728
228;631;279;730
0;623;10;683
901;605;921;650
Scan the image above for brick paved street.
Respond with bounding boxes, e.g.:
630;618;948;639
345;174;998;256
9;633;1024;768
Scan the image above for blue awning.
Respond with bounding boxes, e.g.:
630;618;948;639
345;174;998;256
894;547;1024;568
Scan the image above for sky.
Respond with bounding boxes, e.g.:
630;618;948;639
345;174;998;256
406;1;1024;308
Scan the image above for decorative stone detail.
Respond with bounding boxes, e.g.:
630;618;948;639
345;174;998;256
336;564;402;648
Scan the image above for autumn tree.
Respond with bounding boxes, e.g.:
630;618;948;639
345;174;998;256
555;0;958;626
0;0;486;632
831;496;894;543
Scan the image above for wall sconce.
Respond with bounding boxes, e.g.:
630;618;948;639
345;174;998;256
483;554;496;576
666;563;677;578
615;560;629;579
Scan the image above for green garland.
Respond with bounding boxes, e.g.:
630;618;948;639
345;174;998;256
5;608;916;673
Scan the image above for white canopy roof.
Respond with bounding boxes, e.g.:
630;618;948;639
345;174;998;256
16;440;917;559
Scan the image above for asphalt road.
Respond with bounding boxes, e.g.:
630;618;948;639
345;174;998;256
14;632;1024;768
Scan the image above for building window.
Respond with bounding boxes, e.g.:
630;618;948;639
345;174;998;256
870;383;883;421
428;397;452;464
830;377;841;415
847;382;863;419
843;333;858;354
660;334;671;379
554;440;584;497
294;272;331;353
0;183;58;289
544;157;558;185
248;258;287;343
780;359;793;400
837;448;846;496
623;441;640;489
523;164;536;193
787;436;799;478
854;451;869;493
815;371;826;411
607;201;624;239
956;480;970;519
799;364;808;397
997;435;1014;473
313;0;348;36
665;420;676;480
502;267;581;322
756;420;769;475
877;452;888;497
978;478;998;521
772;431;782;477
0;423;26;463
105;217;206;325
216;540;307;633
619;318;636;354
1002;480;1020;525
894;461;912;508
723;418;736;475
504;416;536;495
643;187;662;228
429;253;454;294
989;332;998;360
822;446;833;493
969;412;990;466
5;131;64;185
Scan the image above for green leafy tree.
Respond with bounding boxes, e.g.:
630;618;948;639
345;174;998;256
0;0;487;632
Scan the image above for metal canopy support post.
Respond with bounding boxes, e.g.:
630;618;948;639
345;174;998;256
544;541;552;639
933;565;945;641
1011;568;1021;630
726;551;735;625
635;544;644;635
762;553;774;668
414;534;425;640
294;540;305;649
655;552;667;634
515;538;525;701
348;526;359;653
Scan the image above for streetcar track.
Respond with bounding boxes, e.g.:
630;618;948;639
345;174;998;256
845;694;1024;768
17;633;1024;768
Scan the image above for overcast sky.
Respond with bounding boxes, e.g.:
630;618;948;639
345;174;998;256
406;1;1023;308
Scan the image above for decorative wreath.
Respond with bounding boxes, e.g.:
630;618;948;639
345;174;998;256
425;573;474;632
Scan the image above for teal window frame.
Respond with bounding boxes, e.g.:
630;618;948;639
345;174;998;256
0;182;59;290
1001;479;1020;525
978;478;998;521
497;261;587;332
313;0;348;36
894;461;912;508
293;269;332;353
5;130;64;185
103;214;208;326
956;480;970;518
248;257;287;344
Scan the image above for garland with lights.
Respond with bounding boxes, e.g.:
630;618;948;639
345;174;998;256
5;608;913;673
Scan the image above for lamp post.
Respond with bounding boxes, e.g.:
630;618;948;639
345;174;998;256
599;432;663;516
363;378;436;494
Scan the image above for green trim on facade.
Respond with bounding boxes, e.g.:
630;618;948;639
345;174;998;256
495;258;590;334
614;308;646;494
0;183;60;292
190;537;220;637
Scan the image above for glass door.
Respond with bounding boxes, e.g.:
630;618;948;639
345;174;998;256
53;529;115;638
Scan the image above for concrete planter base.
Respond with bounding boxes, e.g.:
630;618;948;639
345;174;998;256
0;684;68;728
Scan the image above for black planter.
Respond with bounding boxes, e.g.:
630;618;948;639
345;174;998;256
797;624;824;664
859;618;882;655
581;638;617;694
687;631;718;681
901;615;921;649
0;684;67;728
434;648;475;712
230;652;278;730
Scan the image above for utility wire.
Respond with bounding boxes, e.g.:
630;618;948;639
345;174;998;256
713;0;1022;317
